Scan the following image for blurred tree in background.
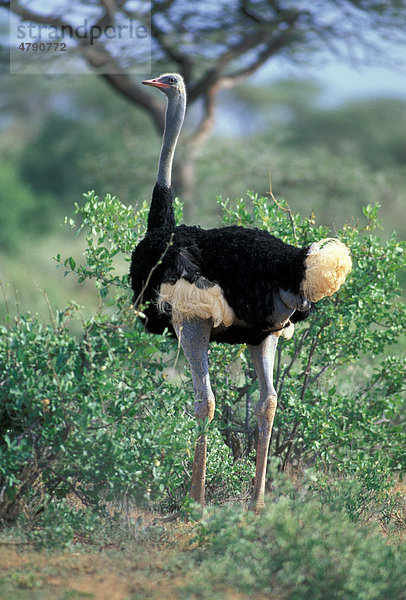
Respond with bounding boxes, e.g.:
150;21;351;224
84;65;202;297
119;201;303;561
2;0;406;199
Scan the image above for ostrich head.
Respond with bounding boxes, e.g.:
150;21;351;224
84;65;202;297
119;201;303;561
142;73;186;98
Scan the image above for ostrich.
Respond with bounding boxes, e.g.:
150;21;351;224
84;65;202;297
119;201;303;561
130;73;351;511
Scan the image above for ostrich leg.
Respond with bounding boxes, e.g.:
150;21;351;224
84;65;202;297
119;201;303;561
174;319;214;506
248;334;279;512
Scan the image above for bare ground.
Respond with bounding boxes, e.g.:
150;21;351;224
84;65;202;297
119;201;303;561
0;515;269;600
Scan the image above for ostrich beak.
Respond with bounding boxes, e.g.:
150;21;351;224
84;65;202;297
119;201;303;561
142;78;170;89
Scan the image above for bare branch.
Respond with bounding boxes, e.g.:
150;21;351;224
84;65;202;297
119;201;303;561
188;29;269;101
221;14;301;88
151;0;177;13
8;2;74;33
188;87;217;148
240;0;265;24
99;0;118;26
150;19;194;84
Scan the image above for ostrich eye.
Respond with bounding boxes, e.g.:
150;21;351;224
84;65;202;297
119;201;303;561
169;77;177;84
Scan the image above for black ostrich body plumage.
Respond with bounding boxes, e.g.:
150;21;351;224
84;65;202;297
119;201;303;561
130;183;311;345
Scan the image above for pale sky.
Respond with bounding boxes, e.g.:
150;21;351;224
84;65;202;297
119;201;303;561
255;47;406;106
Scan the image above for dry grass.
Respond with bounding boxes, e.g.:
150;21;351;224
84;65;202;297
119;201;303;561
0;505;275;600
0;515;189;600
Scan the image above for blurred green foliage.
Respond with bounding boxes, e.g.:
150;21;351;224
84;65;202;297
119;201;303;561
1;75;405;231
209;80;406;232
0;162;51;250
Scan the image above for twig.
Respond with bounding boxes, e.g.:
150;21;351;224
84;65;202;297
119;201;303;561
133;233;174;308
266;170;297;239
300;319;331;402
0;540;36;546
0;277;9;317
277;327;311;397
172;332;182;371
35;283;56;329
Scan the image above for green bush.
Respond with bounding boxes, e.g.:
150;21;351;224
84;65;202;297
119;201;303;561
186;477;406;600
0;306;197;522
0;190;404;528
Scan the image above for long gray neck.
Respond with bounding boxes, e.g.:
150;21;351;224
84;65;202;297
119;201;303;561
157;92;186;189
